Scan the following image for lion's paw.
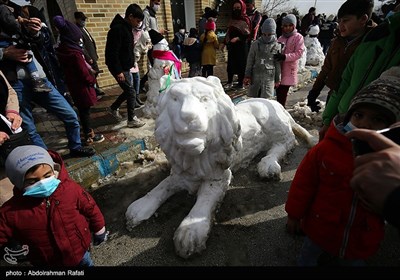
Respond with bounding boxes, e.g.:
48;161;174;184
125;195;161;231
173;216;211;259
257;159;282;180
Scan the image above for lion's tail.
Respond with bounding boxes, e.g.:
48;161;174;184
286;111;318;148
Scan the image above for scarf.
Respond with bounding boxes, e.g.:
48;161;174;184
152;50;181;74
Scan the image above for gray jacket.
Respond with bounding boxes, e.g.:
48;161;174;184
245;37;281;98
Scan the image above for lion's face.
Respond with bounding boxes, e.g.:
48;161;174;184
155;76;242;177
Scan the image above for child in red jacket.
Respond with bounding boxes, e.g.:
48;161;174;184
0;145;107;266
285;67;400;266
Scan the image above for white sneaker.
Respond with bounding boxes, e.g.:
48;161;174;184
224;83;233;90
108;107;123;120
127;116;145;128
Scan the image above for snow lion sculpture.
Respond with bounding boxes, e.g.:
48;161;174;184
126;76;316;259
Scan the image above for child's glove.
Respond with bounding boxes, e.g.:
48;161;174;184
93;230;109;246
273;53;286;61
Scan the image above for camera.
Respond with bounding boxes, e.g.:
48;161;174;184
351;126;400;156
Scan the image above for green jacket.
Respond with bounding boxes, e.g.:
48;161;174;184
322;12;400;126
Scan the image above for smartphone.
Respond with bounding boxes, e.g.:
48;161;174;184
351;126;400;156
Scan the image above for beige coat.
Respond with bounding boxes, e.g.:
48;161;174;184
0;70;19;114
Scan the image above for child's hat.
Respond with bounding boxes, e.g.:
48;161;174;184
261;18;276;34
282;14;297;27
205;19;216;31
5;145;54;190
344;66;400;125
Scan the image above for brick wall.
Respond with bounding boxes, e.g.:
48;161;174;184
30;0;262;90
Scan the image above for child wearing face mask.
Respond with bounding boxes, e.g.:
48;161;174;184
285;67;400;266
0;145;108;266
243;18;281;99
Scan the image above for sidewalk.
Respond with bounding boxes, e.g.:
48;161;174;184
0;62;318;204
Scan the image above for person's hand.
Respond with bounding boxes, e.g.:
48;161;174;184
93;230;109;246
274;53;286;61
116;73;125;83
318;124;329;142
275;81;280;88
230;37;239;43
6;112;22;131
0;131;10;145
25;17;42;35
346;127;400;214
3;45;31;63
243;77;251;86
286;217;303;236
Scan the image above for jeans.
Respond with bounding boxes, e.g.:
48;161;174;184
132;72;140;98
110;71;136;121
11;78;82;150
0;40;38;75
298;236;366;267
79;251;94;267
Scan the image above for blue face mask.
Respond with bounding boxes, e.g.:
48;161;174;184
23;176;61;198
343;121;357;132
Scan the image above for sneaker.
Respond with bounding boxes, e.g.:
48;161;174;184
32;77;52;93
223;83;233;90
85;130;105;145
127;116;145;128
136;96;144;106
70;147;96;157
108;107;123;120
233;84;245;90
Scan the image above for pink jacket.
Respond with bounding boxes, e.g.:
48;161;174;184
277;31;304;86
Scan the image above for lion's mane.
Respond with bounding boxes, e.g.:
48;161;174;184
155;76;242;180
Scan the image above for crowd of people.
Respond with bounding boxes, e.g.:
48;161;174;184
0;0;399;268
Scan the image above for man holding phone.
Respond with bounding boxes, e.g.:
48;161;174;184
347;124;400;229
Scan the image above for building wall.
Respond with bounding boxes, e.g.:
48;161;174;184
31;0;262;89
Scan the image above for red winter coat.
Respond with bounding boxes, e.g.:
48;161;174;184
0;150;105;266
56;44;97;109
285;118;385;259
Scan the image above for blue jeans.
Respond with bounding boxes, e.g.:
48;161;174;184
11;78;82;150
298;236;366;267
132;72;140;98
110;71;136;121
79;251;94;267
0;40;38;75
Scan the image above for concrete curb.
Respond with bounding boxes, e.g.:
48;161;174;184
67;138;149;187
66;66;320;189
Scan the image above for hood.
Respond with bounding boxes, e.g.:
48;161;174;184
183;37;197;46
110;14;127;28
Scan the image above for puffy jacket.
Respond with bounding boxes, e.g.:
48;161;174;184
323;12;400;126
0;150;105;266
277;31;305;86
285;118;385;259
